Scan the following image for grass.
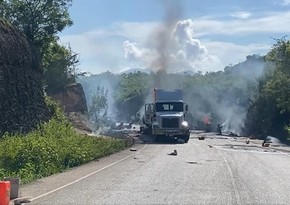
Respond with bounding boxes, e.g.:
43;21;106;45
0;98;127;184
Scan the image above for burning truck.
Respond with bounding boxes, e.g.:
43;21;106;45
141;89;190;142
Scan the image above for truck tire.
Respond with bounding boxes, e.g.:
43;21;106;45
183;135;190;143
142;127;151;135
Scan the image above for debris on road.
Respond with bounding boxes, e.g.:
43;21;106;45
14;197;31;205
208;145;213;148
198;136;205;140
217;123;223;135
187;161;198;165
246;138;250;144
168;150;178;156
262;139;271;147
229;132;239;137
130;148;137;151
262;143;270;147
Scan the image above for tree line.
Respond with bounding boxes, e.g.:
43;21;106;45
81;39;290;143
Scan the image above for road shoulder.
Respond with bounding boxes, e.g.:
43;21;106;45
17;143;146;201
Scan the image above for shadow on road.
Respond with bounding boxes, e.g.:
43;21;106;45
136;135;186;145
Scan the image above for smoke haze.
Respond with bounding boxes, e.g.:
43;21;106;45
78;2;267;135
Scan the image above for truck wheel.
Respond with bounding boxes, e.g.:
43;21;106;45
183;135;190;143
142;127;151;135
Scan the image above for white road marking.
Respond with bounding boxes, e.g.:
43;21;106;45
215;146;290;155
31;144;148;201
218;149;242;205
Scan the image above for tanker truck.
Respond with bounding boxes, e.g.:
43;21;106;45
141;89;190;142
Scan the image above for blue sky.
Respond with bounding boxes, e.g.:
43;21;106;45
59;0;290;74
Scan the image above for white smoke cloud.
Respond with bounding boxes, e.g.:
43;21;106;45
123;19;221;73
123;41;153;63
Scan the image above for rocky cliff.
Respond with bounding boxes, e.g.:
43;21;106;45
49;83;91;133
0;19;50;135
49;83;88;113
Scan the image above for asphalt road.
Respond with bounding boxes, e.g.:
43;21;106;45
25;132;290;205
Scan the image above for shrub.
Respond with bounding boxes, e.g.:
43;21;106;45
0;98;127;183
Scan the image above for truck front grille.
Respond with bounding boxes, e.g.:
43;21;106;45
162;118;179;128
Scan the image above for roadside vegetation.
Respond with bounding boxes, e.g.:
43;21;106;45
0;98;127;184
0;1;128;184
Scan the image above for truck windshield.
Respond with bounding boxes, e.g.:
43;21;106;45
155;102;184;112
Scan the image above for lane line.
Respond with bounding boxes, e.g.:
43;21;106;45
31;144;148;202
215;146;290;156
218;150;242;205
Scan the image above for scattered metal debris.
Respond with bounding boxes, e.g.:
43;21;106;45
14;198;31;205
262;143;270;147
229;132;239;137
168;150;178;156
187;161;198;165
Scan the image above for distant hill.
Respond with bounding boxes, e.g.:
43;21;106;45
118;68;195;76
118;68;150;75
179;70;195;76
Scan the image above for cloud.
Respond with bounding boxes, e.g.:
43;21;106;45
123;19;221;73
59;10;290;74
194;11;290;36
112;21;158;42
282;0;290;5
123;41;153;63
204;41;270;67
230;11;252;19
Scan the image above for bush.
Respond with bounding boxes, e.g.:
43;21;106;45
0;99;127;184
285;125;290;144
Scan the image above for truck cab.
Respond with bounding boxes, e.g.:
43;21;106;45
142;89;190;142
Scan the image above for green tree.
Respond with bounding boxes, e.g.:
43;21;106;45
0;1;5;17
89;86;108;129
246;38;290;142
43;40;82;94
1;0;83;93
264;38;290;113
115;72;150;121
1;0;72;51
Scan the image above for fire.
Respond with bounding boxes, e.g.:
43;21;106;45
203;115;211;125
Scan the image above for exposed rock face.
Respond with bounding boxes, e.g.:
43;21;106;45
49;83;88;113
49;83;90;134
0;19;50;135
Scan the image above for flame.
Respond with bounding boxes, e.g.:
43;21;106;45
203;115;211;125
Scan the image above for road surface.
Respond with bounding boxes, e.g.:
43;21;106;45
23;132;290;205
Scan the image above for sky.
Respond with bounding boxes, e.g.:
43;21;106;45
59;0;290;74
